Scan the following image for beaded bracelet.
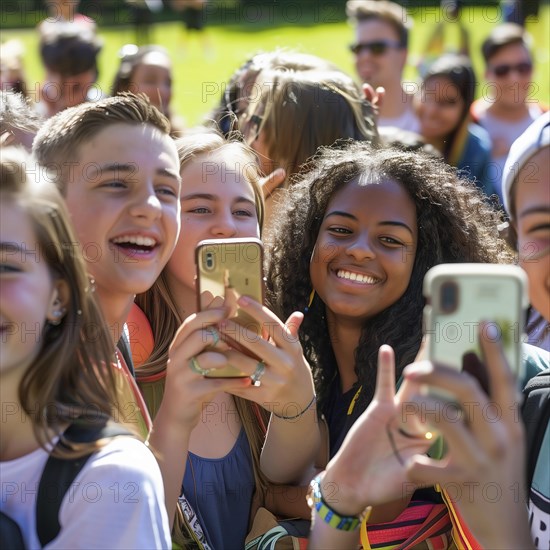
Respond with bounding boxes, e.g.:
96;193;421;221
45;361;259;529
272;394;316;420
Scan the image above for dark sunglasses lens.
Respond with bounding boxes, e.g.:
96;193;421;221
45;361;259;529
369;42;387;55
494;65;510;77
350;42;388;55
494;63;533;77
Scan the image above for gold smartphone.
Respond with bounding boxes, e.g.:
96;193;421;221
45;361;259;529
195;238;264;378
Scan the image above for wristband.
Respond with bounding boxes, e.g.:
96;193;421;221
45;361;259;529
307;473;371;532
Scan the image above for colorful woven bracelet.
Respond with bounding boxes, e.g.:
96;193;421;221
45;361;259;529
307;473;371;532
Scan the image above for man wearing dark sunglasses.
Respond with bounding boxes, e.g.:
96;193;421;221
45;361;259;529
471;23;547;204
346;0;420;133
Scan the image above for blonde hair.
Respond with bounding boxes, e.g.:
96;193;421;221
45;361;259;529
1;147;122;456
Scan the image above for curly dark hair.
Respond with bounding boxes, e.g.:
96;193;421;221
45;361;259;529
266;141;512;414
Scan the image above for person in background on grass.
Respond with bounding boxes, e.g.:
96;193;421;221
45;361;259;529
38;0;96;37
0;146;171;549
111;44;184;135
171;0;211;56
502;0;542;26
471;23;547;203
346;0;420;133
415;54;494;197
0;40;29;99
38;22;103;117
417;0;470;77
125;0;163;45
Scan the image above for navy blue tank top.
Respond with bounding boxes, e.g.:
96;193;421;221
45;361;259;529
182;428;255;549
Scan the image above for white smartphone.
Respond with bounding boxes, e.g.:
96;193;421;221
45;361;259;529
423;263;529;384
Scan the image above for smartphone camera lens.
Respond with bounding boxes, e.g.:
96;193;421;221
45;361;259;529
205;251;215;271
440;281;458;314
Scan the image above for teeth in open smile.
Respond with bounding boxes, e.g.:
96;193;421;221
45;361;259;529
111;235;157;247
336;269;378;284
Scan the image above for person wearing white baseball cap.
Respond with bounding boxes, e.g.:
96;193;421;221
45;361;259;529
503;111;549;549
502;111;550;325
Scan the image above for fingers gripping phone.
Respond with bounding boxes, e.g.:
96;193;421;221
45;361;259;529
195;238;264;378
423;264;529;390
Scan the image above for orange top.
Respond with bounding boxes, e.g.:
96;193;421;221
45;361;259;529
127;303;155;368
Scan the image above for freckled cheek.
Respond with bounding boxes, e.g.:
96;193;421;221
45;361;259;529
238;219;261;239
179;217;209;244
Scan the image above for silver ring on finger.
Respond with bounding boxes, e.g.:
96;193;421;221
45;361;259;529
250;361;266;386
205;326;220;347
189;356;212;377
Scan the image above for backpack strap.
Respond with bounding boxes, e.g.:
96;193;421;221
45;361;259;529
36;417;131;547
117;329;135;377
521;368;550;491
0;511;27;549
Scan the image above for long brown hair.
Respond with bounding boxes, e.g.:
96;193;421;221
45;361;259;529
242;68;378;179
1;147;122;457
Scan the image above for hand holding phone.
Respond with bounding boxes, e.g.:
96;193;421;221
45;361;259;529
422;263;528;396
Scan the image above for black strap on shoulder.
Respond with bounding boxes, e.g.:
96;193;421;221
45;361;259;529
117;332;135;377
522;369;550;491
0;511;27;549
36;416;131;547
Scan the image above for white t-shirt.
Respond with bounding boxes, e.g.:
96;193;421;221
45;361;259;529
0;436;171;549
476;105;544;203
378;103;421;134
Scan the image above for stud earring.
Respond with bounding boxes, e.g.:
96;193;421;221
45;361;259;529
49;307;66;326
88;277;96;293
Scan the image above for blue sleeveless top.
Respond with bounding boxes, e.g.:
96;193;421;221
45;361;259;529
182;429;255;549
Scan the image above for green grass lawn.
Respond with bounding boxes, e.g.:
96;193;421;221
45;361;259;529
3;4;549;126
